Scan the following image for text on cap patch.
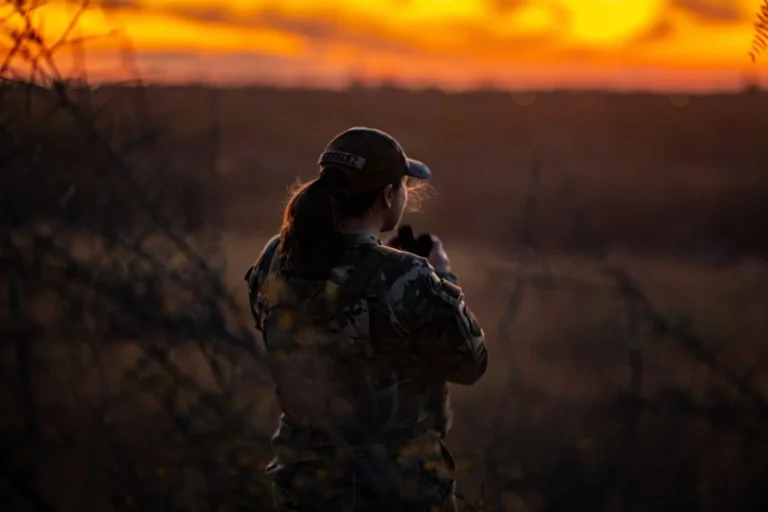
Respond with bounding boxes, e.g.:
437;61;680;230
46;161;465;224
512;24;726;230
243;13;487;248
318;151;367;170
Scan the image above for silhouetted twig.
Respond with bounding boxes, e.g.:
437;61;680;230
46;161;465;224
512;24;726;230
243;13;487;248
750;0;768;62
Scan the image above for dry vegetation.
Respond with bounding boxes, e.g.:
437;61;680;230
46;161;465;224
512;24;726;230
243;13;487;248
222;224;768;511
4;83;768;511
4;1;768;509
120;85;768;259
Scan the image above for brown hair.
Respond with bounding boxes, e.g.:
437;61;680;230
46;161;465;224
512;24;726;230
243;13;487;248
279;168;430;279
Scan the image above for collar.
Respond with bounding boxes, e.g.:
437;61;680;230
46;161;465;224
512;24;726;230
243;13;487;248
342;231;381;248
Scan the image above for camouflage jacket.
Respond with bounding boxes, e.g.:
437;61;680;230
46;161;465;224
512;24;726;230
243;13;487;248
245;232;487;472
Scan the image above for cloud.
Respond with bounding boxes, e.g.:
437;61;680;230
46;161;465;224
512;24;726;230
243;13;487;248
132;50;203;62
100;1;236;25
628;0;743;46
635;18;676;43
440;20;552;54
171;6;234;25
253;8;416;54
670;0;745;23
99;50;326;85
97;2;420;56
98;0;140;10
92;1;590;62
94;0;743;67
484;0;528;14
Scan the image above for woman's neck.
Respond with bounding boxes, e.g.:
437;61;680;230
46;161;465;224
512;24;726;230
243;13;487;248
341;216;380;237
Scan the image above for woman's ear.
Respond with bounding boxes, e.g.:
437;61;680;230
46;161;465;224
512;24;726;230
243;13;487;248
381;183;395;208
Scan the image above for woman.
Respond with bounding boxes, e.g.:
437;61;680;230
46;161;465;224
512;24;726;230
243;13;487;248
246;127;488;512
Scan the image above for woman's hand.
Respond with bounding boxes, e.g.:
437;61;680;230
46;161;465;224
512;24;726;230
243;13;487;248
427;235;451;273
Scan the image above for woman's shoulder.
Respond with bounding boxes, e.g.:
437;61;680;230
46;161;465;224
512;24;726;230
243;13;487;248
244;234;281;287
373;245;439;292
374;244;430;270
262;234;281;258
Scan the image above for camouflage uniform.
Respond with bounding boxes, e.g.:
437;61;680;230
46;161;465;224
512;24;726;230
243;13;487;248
246;232;488;512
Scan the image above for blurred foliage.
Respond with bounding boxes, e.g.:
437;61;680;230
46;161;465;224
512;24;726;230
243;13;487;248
3;1;768;511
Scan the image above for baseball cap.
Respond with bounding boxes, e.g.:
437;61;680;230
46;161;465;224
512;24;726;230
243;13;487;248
317;127;431;194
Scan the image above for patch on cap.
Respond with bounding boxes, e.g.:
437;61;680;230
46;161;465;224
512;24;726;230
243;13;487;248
318;151;366;170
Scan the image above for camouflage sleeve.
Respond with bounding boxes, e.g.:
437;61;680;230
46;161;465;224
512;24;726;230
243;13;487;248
244;234;280;332
387;257;488;385
435;270;458;284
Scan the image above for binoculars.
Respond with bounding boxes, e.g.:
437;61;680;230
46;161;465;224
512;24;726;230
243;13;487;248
387;225;433;258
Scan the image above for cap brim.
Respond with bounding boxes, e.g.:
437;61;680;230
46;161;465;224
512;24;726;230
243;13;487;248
406;158;431;179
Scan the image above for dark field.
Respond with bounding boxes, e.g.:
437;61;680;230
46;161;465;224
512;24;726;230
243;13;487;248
4;85;768;511
163;86;768;259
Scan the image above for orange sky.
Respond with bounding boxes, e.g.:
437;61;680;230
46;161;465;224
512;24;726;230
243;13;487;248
4;0;768;91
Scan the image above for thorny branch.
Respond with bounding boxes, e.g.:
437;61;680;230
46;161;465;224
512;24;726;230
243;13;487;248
476;155;768;510
2;2;271;510
751;0;768;62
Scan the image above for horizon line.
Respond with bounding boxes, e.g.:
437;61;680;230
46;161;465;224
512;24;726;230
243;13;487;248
53;78;765;97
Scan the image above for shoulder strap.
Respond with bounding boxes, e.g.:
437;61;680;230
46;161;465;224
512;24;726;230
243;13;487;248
267;242;282;275
246;243;282;332
246;239;282;291
327;245;389;318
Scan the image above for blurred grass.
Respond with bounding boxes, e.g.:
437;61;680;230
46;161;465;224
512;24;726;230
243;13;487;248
119;85;768;259
6;223;766;510
222;231;768;510
6;85;768;510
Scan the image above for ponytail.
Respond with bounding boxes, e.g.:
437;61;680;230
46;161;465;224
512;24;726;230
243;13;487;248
279;168;401;279
279;174;344;278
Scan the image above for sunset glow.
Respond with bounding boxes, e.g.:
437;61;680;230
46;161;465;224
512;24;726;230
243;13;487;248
5;0;767;91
